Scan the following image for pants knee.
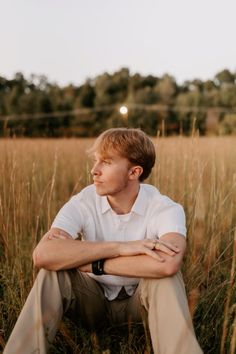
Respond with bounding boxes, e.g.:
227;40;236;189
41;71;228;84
139;273;186;308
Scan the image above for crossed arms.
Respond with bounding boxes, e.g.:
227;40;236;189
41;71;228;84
33;228;186;278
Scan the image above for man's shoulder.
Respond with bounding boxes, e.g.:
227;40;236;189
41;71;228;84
141;184;164;203
74;184;96;202
141;183;160;195
141;184;183;210
64;184;98;215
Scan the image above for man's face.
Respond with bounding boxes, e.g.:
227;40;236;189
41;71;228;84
91;150;133;197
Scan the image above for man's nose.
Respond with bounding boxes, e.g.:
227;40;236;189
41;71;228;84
91;163;101;176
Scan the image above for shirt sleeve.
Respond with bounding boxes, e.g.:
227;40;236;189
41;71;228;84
155;203;187;238
51;195;83;239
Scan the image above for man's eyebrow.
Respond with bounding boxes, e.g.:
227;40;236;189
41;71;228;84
102;156;113;160
93;154;114;160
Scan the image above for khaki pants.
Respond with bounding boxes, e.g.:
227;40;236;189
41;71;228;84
3;269;203;354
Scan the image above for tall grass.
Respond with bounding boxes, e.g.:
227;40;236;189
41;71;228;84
0;136;235;353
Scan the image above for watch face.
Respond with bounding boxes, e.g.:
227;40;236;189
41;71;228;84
92;259;105;275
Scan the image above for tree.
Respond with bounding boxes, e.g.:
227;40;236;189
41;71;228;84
215;69;235;86
219;114;236;134
76;81;95;108
1;68;236;137
155;74;177;105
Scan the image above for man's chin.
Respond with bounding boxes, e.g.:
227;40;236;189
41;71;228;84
94;185;107;196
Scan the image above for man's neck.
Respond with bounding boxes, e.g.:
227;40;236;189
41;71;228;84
107;183;140;215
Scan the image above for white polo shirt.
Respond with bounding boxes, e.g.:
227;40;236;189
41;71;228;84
51;184;186;300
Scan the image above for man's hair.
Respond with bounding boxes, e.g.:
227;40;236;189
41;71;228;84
90;128;156;182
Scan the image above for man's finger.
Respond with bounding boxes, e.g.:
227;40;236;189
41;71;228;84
154;240;180;255
158;240;180;252
48;233;69;240
145;248;165;262
154;242;176;256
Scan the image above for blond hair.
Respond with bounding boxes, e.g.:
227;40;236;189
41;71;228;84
90;128;156;182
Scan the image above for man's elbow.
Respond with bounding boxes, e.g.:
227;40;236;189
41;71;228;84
163;260;182;277
33;246;54;270
33;247;45;268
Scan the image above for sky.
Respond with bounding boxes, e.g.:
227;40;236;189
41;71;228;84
1;0;236;87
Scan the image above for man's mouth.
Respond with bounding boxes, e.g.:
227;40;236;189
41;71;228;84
93;180;103;185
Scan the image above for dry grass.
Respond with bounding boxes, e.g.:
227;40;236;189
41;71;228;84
0;136;235;353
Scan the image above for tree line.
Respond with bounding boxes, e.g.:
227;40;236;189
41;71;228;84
0;68;236;137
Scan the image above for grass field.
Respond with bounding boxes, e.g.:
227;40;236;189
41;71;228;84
0;136;235;353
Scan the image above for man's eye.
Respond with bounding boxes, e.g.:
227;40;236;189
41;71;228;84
102;160;110;165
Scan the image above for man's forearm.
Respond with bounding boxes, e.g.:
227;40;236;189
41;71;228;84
33;237;160;271
80;233;185;278
33;239;121;271
80;252;182;278
104;255;172;278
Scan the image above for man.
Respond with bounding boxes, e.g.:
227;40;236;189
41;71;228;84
4;128;203;354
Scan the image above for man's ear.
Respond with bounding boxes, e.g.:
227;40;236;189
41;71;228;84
129;166;143;180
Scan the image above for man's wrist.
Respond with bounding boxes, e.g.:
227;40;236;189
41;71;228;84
92;259;106;275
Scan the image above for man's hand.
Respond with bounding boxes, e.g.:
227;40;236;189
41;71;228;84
46;229;71;240
98;234;186;279
153;239;180;255
117;238;179;262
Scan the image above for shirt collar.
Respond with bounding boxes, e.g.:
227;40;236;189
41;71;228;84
130;184;148;216
101;196;112;214
101;184;148;216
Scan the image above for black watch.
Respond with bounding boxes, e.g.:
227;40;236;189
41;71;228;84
92;259;106;275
